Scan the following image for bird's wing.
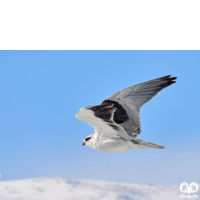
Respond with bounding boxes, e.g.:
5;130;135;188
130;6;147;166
101;75;177;137
76;104;130;140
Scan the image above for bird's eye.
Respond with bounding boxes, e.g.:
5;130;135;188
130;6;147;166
85;137;91;141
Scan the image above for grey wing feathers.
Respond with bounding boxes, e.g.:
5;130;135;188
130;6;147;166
106;75;176;111
101;75;177;138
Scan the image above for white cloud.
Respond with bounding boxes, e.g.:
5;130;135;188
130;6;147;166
1;177;199;200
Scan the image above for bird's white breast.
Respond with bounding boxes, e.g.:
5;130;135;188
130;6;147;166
93;138;133;152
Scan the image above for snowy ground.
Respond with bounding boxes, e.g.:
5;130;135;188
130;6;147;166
0;178;199;200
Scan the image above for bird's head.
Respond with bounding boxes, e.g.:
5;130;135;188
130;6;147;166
82;134;93;147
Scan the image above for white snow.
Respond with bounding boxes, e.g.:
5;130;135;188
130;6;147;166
0;178;199;200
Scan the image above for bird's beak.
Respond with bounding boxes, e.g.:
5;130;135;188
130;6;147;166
82;142;85;146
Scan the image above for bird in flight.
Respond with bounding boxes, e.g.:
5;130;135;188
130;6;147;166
76;75;177;152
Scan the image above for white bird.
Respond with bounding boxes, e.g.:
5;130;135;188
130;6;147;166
76;75;177;152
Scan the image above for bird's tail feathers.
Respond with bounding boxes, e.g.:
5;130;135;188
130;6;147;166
131;138;165;149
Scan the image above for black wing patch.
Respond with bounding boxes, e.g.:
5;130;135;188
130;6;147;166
87;104;120;130
88;104;115;123
101;100;129;124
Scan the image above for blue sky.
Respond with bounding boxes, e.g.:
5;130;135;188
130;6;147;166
0;51;199;186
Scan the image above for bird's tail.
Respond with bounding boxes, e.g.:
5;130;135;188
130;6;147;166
131;138;165;149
